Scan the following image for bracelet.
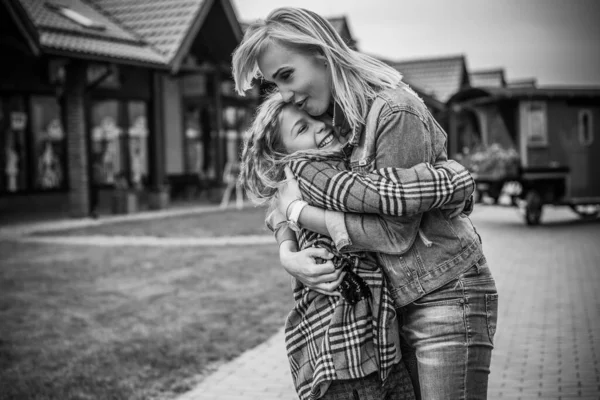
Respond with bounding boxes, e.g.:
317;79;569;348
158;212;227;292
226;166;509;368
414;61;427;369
287;200;308;232
285;198;302;220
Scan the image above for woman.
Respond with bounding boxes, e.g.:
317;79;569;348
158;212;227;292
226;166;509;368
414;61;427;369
233;7;499;399
240;92;474;399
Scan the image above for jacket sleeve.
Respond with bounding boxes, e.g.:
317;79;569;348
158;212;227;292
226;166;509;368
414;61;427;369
326;107;443;254
289;158;474;216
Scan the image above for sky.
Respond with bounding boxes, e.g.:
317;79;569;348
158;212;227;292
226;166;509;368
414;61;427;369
232;0;600;87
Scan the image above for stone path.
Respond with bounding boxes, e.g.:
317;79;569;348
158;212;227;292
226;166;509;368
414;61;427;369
176;206;600;400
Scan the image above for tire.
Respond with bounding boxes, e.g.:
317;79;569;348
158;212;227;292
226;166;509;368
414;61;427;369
525;190;543;225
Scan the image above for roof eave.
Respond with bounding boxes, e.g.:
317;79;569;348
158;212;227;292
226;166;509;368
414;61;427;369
220;0;243;42
169;0;215;74
5;0;41;56
42;46;169;70
170;0;243;74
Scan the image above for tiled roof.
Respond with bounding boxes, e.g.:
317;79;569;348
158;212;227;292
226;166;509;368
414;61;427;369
506;78;537;88
20;0;137;42
17;0;167;66
39;30;166;64
389;55;469;102
470;69;505;88
87;0;206;61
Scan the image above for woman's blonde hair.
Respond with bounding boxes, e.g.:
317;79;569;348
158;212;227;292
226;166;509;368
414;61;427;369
232;7;402;136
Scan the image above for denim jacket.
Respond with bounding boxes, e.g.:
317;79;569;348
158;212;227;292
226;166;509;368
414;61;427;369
326;84;485;307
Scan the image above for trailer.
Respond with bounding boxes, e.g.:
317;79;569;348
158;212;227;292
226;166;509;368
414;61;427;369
449;87;600;225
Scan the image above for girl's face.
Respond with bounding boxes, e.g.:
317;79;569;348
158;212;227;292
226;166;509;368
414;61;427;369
278;104;343;153
258;41;332;117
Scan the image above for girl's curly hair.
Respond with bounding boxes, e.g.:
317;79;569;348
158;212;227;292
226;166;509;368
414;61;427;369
238;92;289;205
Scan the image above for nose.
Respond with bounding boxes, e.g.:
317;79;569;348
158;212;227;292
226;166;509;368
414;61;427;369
280;88;294;103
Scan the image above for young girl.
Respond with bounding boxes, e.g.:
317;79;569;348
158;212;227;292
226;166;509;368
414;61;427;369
239;91;475;400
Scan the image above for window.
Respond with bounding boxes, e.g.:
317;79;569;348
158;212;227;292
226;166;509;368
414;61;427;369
30;96;66;189
128;102;148;189
90;100;148;188
521;101;548;148
184;105;212;178
578;109;594;146
46;2;106;30
0;96;29;193
0;95;67;194
91;100;121;186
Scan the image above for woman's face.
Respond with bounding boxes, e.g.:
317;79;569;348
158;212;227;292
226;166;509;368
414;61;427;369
258;42;332;117
278;104;343;153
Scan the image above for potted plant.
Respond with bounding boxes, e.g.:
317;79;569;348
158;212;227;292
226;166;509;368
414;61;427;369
111;174;138;214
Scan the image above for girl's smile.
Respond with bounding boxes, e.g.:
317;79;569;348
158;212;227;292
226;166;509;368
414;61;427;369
278;104;342;153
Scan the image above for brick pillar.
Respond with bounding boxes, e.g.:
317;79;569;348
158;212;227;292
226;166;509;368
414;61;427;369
65;61;90;218
149;71;165;188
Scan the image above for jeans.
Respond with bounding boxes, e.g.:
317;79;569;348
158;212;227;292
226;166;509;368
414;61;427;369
399;261;499;400
321;361;416;400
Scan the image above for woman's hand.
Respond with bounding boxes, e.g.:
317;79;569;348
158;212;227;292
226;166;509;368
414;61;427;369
280;242;344;296
277;165;304;217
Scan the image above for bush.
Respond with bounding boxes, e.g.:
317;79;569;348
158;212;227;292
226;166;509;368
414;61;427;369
458;144;520;180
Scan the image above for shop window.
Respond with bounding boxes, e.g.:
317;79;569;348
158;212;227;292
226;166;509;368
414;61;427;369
0;96;29;193
578;109;594;146
184;105;213;179
30;96;66;190
91;101;122;186
90;100;148;188
128;102;148;189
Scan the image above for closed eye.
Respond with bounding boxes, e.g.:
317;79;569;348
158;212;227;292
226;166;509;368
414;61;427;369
280;70;292;81
297;123;307;135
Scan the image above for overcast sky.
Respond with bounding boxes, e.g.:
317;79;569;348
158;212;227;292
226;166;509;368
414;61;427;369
232;0;600;86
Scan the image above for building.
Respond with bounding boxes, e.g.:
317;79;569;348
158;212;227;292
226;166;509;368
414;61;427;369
448;86;600;203
469;68;506;88
389;54;470;104
1;0;256;219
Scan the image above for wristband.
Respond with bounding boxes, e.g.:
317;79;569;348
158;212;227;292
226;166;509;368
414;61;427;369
287;200;308;232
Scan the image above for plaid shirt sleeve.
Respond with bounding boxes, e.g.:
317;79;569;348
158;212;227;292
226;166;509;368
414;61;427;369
288;158;474;216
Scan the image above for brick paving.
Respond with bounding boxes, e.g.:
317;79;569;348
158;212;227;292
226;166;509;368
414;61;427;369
176;206;600;400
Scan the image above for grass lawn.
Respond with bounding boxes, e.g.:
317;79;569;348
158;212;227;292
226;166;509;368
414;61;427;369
30;207;271;238
0;241;294;400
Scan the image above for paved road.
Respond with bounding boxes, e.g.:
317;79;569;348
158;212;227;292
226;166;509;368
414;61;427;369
178;206;600;400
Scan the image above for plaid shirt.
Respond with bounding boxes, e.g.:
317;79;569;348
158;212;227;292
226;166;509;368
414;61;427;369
280;154;472;400
288;154;474;218
285;235;401;400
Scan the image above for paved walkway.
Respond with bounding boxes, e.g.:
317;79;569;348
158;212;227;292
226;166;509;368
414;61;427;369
176;206;600;400
3;205;599;399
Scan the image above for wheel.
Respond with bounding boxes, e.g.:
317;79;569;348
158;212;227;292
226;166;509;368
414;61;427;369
524;190;543;225
569;205;600;219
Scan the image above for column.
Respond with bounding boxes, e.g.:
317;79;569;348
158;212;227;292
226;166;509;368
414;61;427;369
64;61;90;218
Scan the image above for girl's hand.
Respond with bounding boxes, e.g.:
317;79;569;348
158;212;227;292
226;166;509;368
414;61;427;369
280;244;342;296
278;165;304;217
